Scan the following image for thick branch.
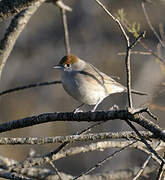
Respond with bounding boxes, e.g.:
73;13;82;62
0;0;48;22
0;0;45;79
0;109;165;142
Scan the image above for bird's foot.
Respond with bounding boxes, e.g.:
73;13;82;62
73;108;83;113
73;103;84;113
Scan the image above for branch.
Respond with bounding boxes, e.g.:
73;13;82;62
94;0;145;108
0;140;160;179
0;0;49;22
0;0;45;79
0;131;154;145
7;140;161;177
94;0;132;107
0;109;165;141
0;81;61;96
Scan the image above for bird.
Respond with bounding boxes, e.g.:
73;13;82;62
54;54;147;112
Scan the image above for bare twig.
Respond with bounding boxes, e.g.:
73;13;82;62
133;155;153;180
131;107;158;121
133;141;161;180
156;152;165;180
57;1;71;55
118;51;152;56
116;7;165;63
141;2;165;48
159;23;165;43
55;0;72;12
60;9;70;54
49;161;62;180
125;119;165;164
140;41;165;63
0;81;61;96
56;0;71;54
95;0;162;168
73;141;137;180
125;32;145;107
94;0;145;108
145;108;158;121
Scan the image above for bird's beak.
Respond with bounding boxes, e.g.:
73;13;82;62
53;65;63;69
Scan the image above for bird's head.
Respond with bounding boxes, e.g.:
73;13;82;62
54;54;86;71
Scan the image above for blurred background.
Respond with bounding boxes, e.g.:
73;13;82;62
0;0;165;178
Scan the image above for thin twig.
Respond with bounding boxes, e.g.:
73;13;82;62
145;107;158;121
159;23;165;43
141;2;165;48
116;8;165;63
140;40;165;63
73;141;137;180
156;152;165;180
125;119;165;164
125;32;145;107
60;8;71;54
118;51;152;56
133;141;161;180
133;155;153;180
131;107;158;121
49;161;63;180
55;0;72;12
0;81;61;96
94;0;133;107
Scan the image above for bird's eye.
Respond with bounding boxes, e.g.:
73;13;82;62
65;64;71;68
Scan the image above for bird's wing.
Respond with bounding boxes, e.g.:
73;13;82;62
79;63;125;93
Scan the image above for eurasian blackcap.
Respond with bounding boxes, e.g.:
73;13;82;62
54;54;146;111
